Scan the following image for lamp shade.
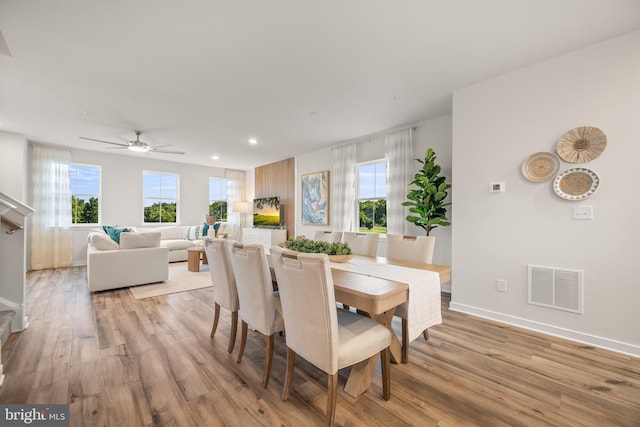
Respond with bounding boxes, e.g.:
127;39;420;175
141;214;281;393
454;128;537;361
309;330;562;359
232;201;251;214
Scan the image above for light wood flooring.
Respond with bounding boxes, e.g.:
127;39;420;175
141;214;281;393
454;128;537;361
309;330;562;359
0;265;639;426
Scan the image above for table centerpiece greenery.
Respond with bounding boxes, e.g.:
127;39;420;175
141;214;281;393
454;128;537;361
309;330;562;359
283;237;353;261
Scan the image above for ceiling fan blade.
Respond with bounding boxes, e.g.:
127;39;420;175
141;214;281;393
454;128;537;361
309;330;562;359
79;136;128;147
151;149;185;155
105;146;129;150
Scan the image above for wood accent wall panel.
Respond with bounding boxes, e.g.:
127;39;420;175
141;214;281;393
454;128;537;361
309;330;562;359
254;157;295;239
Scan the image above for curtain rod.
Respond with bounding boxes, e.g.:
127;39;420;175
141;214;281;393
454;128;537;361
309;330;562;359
329;123;419;150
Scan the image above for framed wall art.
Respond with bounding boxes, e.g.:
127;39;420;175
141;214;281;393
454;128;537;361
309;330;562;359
301;170;329;225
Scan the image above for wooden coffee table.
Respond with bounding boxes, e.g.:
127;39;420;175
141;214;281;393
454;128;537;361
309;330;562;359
187;246;208;272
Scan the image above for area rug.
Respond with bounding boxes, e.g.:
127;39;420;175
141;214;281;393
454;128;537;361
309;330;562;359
129;262;212;299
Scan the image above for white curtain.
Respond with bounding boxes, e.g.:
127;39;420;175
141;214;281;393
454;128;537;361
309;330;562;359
385;128;414;235
225;169;246;237
30;145;72;270
331;143;357;232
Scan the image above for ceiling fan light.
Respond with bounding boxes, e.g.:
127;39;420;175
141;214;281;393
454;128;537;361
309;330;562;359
128;145;148;153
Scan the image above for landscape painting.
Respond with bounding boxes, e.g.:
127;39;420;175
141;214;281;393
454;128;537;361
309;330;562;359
301;170;329;225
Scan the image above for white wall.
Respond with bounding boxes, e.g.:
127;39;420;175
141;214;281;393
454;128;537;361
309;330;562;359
295;115;453;280
0;131;28;201
450;30;640;356
67;148;229;266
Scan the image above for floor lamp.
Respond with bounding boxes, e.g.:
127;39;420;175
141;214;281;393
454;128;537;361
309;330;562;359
232;201;252;229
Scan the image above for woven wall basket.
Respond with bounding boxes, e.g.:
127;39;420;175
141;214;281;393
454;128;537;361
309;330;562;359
556;126;607;163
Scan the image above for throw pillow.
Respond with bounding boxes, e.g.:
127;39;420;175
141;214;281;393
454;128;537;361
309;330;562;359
185;225;201;241
88;231;119;250
214;222;221;236
102;226;132;244
202;222;210;237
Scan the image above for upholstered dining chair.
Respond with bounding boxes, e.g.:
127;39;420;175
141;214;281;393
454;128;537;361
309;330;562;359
228;243;285;388
271;246;391;426
341;232;379;257
386;234;436;362
203;238;240;353
313;230;343;243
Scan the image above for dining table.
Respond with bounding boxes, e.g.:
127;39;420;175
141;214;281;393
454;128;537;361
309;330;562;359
270;252;451;398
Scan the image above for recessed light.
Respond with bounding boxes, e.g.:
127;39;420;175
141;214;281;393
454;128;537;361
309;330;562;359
211;155;219;160
248;138;257;145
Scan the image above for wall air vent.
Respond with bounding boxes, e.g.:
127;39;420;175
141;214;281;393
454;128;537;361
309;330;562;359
528;265;583;314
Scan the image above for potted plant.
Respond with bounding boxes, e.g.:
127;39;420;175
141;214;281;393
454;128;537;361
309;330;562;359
402;148;451;236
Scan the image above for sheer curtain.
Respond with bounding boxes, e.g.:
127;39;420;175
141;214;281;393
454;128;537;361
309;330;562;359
385;128;414;235
30;145;72;270
225;169;246;238
331;143;357;232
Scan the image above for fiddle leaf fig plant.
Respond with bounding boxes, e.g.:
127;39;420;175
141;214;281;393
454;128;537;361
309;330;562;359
402;148;451;236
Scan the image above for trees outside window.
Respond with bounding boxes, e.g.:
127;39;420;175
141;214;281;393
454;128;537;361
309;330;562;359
143;171;178;223
70;163;100;224
358;161;386;233
209;177;228;221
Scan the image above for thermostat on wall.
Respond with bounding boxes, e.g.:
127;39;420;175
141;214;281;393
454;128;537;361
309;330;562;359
489;182;505;193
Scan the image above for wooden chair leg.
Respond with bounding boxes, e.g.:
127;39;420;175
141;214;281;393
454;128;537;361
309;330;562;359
423;329;429;340
237;321;248;363
262;333;275;388
402;318;409;363
282;348;296;401
228;310;238;353
326;372;338;427
381;347;391;401
210;303;221;337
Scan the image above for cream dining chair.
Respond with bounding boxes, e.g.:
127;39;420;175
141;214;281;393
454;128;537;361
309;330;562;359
342;232;379;257
228;243;285;388
270;246;391;426
203;238;240;353
313;230;343;242
386;234;436;362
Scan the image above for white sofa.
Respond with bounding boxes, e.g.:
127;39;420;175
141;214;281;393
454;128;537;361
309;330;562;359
134;223;240;262
87;229;168;292
135;225;204;262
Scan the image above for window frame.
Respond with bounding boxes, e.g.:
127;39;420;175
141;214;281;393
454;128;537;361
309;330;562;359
356;159;387;234
142;170;180;224
208;177;228;222
70;162;102;226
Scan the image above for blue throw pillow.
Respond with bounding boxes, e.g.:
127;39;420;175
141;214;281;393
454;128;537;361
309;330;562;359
102;226;131;244
202;222;209;237
213;222;221;236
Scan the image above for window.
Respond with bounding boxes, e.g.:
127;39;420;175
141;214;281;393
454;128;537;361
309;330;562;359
70;163;100;224
143;171;178;223
358;160;387;233
209;177;228;222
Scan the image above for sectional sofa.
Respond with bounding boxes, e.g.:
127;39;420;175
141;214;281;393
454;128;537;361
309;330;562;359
86;223;240;291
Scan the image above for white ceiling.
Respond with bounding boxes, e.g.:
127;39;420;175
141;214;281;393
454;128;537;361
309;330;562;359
1;1;639;170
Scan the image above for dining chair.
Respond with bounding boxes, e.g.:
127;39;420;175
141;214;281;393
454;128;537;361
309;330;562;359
203;238;240;353
341;232;379;257
313;230;343;242
228;243;285;388
271;246;391;426
386;234;436;362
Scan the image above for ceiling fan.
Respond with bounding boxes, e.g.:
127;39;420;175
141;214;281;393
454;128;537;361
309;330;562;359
79;130;185;155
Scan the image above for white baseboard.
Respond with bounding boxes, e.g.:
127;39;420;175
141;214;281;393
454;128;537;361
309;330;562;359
448;302;640;358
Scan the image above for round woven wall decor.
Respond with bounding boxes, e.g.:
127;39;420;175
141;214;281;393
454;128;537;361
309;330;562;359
556;126;607;163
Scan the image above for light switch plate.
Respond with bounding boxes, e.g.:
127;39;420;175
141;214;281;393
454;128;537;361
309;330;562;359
573;206;593;220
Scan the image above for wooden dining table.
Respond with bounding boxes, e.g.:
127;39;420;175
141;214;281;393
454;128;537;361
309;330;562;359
270;253;451;398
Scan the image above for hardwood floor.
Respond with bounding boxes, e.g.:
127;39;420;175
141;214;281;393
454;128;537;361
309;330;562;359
1;265;639;426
